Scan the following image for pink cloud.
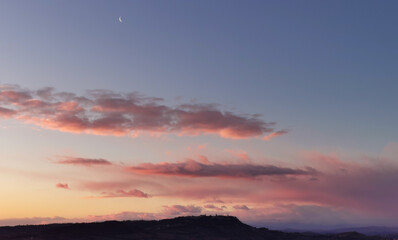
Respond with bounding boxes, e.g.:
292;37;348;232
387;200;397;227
142;152;398;219
56;157;112;167
0;107;16;118
56;183;70;189
0;85;286;140
0;87;32;103
46;148;398;226
127;159;315;179
237;152;398;216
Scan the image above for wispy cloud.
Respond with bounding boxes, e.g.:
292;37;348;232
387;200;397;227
88;189;150;198
56;157;112;167
233;205;250;210
263;130;288;141
0;84;285;140
203;204;226;211
162;205;202;216
127;159;316;179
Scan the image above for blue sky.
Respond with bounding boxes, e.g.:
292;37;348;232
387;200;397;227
2;0;397;154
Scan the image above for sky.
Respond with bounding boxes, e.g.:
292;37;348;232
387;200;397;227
0;0;398;229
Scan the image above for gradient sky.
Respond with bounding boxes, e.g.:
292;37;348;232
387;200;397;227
1;0;398;229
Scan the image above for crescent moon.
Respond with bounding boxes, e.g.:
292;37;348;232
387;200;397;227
118;16;123;23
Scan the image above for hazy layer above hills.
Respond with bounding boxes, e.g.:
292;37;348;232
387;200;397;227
0;215;390;240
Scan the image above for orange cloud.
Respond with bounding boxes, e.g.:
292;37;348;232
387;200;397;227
56;183;70;189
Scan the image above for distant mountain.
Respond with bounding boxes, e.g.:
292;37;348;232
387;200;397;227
281;226;398;236
0;215;391;240
324;226;398;236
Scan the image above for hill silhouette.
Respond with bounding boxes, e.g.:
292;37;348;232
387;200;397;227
0;215;389;240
